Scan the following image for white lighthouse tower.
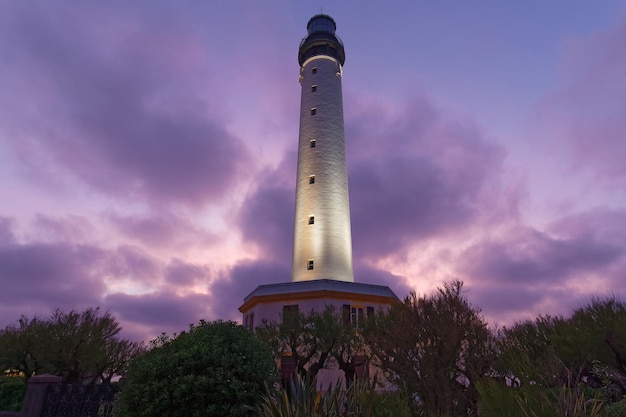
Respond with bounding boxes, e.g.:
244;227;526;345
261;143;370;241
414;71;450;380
292;14;353;283
240;14;397;334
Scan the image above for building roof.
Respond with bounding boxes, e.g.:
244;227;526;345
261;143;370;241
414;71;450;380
243;279;398;301
239;279;399;313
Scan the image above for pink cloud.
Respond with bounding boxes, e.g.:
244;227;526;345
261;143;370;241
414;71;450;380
457;208;626;321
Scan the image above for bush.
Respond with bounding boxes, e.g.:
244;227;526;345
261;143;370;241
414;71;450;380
0;376;26;412
114;320;276;417
605;398;626;417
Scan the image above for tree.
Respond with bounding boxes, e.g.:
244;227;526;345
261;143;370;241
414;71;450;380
501;296;626;388
114;320;277;417
0;315;49;378
256;305;368;386
485;295;626;414
365;281;495;417
567;296;626;389
0;308;143;383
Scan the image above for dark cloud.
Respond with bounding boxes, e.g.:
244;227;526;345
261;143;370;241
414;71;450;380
0;241;107;321
460;228;621;285
0;3;250;206
237;152;296;260
470;285;545;314
458;208;626;321
101;245;162;285
164;259;209;286
210;259;291;321
353;264;412;300
548;208;626;246
108;211;217;250
104;291;210;336
345;97;509;258
31;214;95;243
0;217;17;246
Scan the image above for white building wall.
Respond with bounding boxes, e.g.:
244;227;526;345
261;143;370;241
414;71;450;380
245;297;390;329
292;56;354;283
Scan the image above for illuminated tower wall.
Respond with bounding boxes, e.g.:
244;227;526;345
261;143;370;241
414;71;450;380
292;15;354;283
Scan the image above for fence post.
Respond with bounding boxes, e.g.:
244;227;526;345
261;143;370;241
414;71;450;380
18;374;62;417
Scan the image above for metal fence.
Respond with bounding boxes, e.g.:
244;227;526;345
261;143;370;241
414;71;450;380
41;383;118;417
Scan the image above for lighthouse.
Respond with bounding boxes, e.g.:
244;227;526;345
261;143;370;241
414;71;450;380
240;14;397;332
292;14;353;283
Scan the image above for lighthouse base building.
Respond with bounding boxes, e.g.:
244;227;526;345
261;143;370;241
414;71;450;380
240;279;398;332
239;279;398;389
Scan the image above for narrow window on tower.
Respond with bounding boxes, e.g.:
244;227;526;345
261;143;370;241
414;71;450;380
309;175;315;184
307;260;314;270
311;85;317;92
310;139;316;148
310;108;317;116
312;67;317;74
308;215;314;225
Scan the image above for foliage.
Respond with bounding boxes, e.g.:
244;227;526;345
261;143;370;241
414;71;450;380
483;296;626;415
114;320;276;417
256;305;367;385
0;315;48;379
0;308;143;383
0;376;26;412
256;375;410;417
605;398;626;417
365;280;494;417
476;372;606;417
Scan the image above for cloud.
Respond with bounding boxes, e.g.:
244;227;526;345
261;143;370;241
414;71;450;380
209;259;291;321
164;259;210;286
0;217;17;246
237;152;296;260
0;3;250;206
108;211;217;250
345;97;510;258
458;208;626;321
105;245;161;285
28;214;95;244
353;264;412;300
104;291;210;338
535;13;626;187
0;241;108;321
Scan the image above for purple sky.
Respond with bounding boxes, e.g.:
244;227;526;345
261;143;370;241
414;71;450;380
1;1;625;342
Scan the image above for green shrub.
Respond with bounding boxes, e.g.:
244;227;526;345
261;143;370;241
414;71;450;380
114;320;276;417
605;398;626;417
0;376;26;412
477;377;606;417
